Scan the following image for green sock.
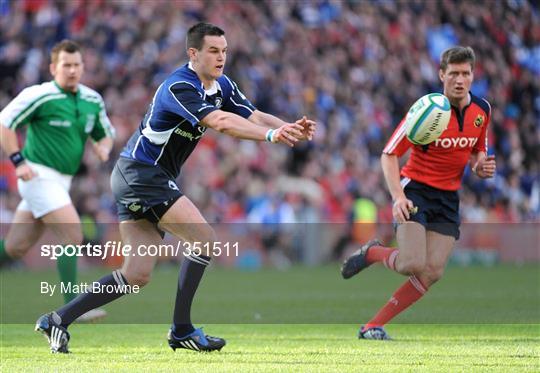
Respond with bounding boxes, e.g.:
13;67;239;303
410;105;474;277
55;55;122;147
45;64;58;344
0;239;13;265
56;252;78;304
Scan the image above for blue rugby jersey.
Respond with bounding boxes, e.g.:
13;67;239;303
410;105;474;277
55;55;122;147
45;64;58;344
120;63;256;178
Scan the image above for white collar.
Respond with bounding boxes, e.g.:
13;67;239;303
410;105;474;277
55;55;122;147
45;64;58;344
188;62;219;94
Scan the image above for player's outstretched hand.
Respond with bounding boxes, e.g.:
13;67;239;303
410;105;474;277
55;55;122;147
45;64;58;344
16;163;37;181
295;116;316;141
272;122;305;147
475;155;496;178
393;196;415;224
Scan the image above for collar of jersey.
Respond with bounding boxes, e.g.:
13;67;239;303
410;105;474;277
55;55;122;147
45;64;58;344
450;92;471;111
187;62;220;96
53;80;79;96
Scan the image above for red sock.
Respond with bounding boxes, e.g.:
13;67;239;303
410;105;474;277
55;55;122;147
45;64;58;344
365;245;398;271
364;276;428;329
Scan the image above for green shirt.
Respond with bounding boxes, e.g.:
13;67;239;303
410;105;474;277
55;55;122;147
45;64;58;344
0;81;115;175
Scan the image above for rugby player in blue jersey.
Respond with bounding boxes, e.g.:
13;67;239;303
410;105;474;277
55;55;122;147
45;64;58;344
36;22;315;353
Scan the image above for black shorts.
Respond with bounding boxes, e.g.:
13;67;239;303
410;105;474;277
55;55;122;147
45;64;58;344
110;157;182;223
400;179;460;240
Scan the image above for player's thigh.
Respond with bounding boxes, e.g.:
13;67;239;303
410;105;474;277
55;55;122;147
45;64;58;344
41;204;83;245
119;219;161;286
4;207;45;257
424;230;455;281
158;196;216;245
395;221;427;274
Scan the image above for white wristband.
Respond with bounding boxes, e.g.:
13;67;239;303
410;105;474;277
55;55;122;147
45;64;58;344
265;129;275;143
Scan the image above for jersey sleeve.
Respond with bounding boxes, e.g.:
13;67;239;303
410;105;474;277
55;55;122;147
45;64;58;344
90;96;116;141
473;100;491;154
382;118;413;156
0;86;42;130
168;82;219;127
221;78;256;118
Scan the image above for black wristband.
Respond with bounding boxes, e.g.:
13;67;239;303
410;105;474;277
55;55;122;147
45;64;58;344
9;151;25;167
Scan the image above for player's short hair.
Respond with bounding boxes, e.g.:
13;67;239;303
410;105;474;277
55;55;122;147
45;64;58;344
51;40;82;64
440;46;475;71
186;22;225;51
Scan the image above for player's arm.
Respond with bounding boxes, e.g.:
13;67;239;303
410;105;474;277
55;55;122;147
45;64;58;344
170;82;303;146
201;110;303;147
470;152;496;179
0;86;42;180
223;78;315;140
248;110;315;141
469;102;495;178
381;154;413;223
92;137;113;162
0;124;36;180
90;96;116;162
381;119;414;223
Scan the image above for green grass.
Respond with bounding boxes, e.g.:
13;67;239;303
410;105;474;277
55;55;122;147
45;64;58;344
1;265;538;323
1;265;539;371
1;324;538;372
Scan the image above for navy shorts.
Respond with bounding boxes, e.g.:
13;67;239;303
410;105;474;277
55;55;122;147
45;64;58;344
400;179;460;240
110;157;182;223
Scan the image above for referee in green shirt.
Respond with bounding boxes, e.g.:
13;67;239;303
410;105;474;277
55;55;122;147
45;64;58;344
0;40;115;322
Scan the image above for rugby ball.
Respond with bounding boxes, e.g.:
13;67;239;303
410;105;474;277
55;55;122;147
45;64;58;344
405;93;451;145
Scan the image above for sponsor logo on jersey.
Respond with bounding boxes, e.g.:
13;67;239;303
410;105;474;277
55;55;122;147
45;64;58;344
474;114;485;128
168;180;179;191
128;203;142;212
174;128;195;141
49;120;71;127
174;126;207;141
434;137;478;148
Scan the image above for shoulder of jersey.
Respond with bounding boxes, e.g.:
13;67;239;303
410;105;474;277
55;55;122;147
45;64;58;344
78;83;104;102
470;93;491;117
21;81;60;96
217;74;233;87
169;65;200;84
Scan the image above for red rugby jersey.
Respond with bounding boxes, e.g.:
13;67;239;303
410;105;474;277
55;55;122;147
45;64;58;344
383;93;491;191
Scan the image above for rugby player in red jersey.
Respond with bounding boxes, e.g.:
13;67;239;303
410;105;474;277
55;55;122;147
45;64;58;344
341;46;497;340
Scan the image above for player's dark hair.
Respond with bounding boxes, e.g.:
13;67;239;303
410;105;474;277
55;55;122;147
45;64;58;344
440;46;475;71
51;39;81;64
186;22;225;51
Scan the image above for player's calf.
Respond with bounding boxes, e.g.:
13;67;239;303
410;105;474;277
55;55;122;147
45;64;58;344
416;265;445;287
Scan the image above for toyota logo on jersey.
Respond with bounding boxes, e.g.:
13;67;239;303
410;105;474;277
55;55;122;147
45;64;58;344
434;137;478;148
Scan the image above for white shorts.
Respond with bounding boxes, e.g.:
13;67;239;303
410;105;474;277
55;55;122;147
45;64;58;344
17;161;73;218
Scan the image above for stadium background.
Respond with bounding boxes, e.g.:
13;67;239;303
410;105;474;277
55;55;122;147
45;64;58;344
0;0;538;269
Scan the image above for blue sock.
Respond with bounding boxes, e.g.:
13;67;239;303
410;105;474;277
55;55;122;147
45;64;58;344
172;254;210;336
56;270;131;328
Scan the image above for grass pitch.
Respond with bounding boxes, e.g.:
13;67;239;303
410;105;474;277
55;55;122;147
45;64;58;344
1;264;539;371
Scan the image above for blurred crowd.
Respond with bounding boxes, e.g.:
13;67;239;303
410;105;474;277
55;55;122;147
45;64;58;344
0;0;538;237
